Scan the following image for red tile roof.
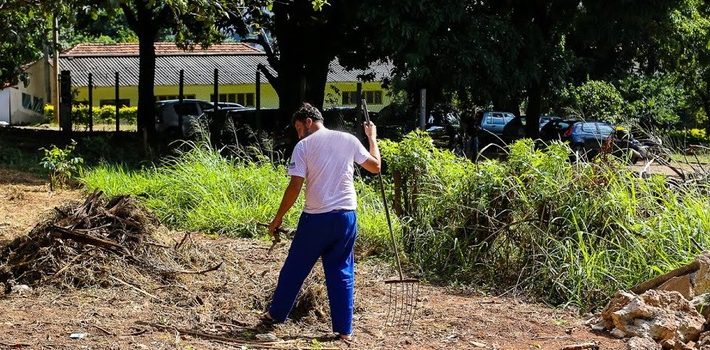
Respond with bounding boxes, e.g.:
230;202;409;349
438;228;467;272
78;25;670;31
62;42;262;57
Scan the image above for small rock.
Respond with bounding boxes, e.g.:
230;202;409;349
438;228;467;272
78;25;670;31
470;340;487;348
611;328;627;338
699;331;710;346
11;284;32;295
659;339;676;349
255;333;280;342
692;294;710;321
69;332;87;339
658;275;694;300
591;323;605;332
627;336;661;350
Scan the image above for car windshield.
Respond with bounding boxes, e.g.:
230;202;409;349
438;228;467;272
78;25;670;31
581;123;614;136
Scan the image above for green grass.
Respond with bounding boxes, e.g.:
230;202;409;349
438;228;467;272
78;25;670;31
81;141;394;255
670;152;710;164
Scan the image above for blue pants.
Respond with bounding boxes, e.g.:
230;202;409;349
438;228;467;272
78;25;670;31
269;210;357;335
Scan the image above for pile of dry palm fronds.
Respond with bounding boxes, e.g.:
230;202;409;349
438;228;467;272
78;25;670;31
0;191;220;292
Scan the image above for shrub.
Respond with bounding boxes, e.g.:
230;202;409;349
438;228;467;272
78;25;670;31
564;81;626;123
40;140;84;191
42;104;138;125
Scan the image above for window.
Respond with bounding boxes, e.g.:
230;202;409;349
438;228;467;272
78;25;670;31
156;95;195;101
32;96;44;113
210;93;255;106
582;123;614;136
21;93;32;109
341;90;383;105
99;99;130;107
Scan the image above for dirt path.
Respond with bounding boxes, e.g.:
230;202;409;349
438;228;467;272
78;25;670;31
0;168;624;349
0;168;82;242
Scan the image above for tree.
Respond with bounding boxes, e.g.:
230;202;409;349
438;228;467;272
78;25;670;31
653;0;710;132
0;0;55;85
565;80;625;123
357;0;686;138
227;0;376;127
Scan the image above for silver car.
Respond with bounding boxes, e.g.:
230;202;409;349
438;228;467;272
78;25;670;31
154;99;214;137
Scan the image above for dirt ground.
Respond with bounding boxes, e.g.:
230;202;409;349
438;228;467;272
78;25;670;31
0;168;625;350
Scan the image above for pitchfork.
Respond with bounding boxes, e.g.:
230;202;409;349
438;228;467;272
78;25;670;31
362;99;420;329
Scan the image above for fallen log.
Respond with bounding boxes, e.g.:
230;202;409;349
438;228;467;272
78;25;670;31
630;260;700;294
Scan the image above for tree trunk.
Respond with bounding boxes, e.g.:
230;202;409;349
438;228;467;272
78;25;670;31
525;81;542;139
123;0;159;154
137;34;157;149
304;58;330;110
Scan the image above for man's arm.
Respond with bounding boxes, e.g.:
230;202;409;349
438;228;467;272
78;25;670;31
360;122;381;174
268;176;304;234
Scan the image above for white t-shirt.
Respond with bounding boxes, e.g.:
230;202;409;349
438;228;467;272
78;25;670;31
288;128;371;214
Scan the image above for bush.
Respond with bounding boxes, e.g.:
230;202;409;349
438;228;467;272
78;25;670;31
40;140;84;191
564;80;626;123
666;128;710;146
42;104;138;125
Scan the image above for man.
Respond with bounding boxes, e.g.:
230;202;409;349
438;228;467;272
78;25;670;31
265;103;380;341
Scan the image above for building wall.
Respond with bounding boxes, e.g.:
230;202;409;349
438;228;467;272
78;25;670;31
0;89;9;123
324;81;391;111
71;81;389;112
0;60;50;125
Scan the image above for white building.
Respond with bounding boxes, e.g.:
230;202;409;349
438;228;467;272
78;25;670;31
0;58;53;125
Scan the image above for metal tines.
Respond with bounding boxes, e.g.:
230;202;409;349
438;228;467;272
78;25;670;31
361;98;420;329
384;276;420;328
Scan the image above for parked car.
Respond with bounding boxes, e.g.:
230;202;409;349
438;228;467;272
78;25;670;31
154;99;213;138
478;111;516;137
205;102;246;112
471;111;516;155
539;118;579;142
564;122;648;163
538;115;561;130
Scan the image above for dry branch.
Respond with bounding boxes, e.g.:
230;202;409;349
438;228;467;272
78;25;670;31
562;343;599;350
109;275;160;300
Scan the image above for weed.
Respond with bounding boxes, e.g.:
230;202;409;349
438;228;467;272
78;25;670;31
40;140;84;191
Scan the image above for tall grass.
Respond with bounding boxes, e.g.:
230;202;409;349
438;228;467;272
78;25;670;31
380;132;710;311
82;132;710;311
81;141;392;254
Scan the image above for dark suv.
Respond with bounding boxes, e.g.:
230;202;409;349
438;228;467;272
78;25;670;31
565;122;648;163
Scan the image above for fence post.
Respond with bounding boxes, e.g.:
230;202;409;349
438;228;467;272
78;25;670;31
419;88;426;130
115;72;120;132
59;70;72;133
88;73;93;132
356;80;363;139
178;69;184;132
178;69;184;102
213;68;219;111
256;67;261;130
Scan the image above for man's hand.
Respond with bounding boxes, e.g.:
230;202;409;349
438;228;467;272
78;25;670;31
364;121;377;140
268;216;283;237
